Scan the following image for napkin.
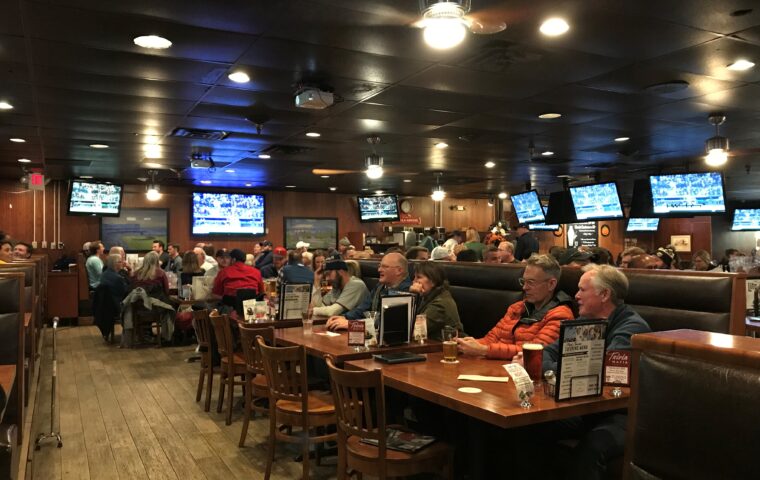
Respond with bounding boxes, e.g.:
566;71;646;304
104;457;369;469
315;331;341;337
457;374;509;383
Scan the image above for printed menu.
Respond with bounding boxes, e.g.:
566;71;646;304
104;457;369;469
278;283;312;320
555;319;607;401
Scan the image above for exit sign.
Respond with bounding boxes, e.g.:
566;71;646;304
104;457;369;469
29;173;45;191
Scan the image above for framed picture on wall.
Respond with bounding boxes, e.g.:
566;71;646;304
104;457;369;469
670;234;692;253
284;217;338;250
101;208;169;252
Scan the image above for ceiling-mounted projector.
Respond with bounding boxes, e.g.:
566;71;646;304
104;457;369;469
190;157;215;169
295;87;334;109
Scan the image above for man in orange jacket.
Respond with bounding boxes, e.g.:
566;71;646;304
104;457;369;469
457;253;574;359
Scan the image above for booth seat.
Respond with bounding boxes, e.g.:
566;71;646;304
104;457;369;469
357;261;746;338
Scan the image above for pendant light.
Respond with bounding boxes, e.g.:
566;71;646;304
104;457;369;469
705;113;729;167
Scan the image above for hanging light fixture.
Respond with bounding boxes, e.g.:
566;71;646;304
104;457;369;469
365;135;384;179
431;172;446;201
705;113;729;167
145;170;162;201
421;1;469;49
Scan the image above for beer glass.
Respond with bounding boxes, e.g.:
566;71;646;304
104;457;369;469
522;343;544;382
441;326;458;363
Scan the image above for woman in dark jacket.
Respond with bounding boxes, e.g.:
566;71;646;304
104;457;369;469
409;261;464;340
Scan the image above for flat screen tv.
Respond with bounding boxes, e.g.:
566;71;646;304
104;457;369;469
529;207;560;231
357;194;400;223
569;182;624;221
626;218;660;232
649;172;726;215
511;190;545;224
731;209;760;231
67;180;123;216
191;191;265;235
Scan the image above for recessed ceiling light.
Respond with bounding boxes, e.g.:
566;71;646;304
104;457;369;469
361;188;368;191
329;187;337;191
538;112;562;119
258;154;271;159
245;183;252;187
542;151;554;156
727;59;755;71
403;179;412;183
320;175;330;178
484;161;496;168
434;142;448;149
306;132;321;138
614;137;630;142
228;71;250;83
224;169;235;173
89;143;109;149
0;101;13;110
143;143;161;158
498;192;508;199
80;175;93;179
200;180;212;184
540;18;570;36
375;190;384;194
133;35;172;49
285;185;296;188
9;138;25;143
17;158;31;163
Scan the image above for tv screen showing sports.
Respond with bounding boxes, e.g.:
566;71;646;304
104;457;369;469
357;195;400;223
569;182;624;221
626;218;660;232
67;180;123;216
511;190;545;224
649;172;726;214
529;207;559;231
731;209;760;231
191;192;265;235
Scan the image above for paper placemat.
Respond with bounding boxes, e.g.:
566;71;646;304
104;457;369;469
457;374;509;383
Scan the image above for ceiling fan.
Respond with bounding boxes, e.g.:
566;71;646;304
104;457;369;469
413;0;508;49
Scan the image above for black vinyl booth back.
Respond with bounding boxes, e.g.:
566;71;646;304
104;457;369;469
358;261;740;338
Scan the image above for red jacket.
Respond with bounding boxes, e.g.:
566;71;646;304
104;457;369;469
477;297;574;360
212;262;264;298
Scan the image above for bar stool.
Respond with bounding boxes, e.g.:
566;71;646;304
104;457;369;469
238;325;274;447
257;337;336;480
209;311;246;425
326;356;454;480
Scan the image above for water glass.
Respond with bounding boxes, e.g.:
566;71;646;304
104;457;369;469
414;314;428;344
302;310;313;334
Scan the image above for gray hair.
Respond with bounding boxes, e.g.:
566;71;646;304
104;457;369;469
105;254;122;270
582;264;628;305
526;253;561;281
135;251;160;282
109;245;125;258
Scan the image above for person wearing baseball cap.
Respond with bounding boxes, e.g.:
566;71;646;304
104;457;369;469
514;223;539;261
260;246;287;278
295;241;310;253
311;255;369;317
210;248;264;306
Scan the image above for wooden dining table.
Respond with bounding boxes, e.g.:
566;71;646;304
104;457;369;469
274;326;443;363
346;352;629;429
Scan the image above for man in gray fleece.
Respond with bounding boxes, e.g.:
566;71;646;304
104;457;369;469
543;264;650;480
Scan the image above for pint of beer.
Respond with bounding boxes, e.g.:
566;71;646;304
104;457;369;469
441;326;458;363
522;343;544;381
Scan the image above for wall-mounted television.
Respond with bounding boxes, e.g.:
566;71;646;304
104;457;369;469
67;180;123;216
569;182;624;221
731;208;760;231
529;207;560;231
191;191;265;235
649;172;726;215
511;190;545;224
626;217;660;232
357;194;400;223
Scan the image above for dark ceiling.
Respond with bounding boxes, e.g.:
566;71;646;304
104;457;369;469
2;0;760;201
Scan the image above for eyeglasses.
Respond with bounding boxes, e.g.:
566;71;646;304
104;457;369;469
518;277;551;288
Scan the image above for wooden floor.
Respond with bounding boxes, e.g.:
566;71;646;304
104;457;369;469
30;325;338;480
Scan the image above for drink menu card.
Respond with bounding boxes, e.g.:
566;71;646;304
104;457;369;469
555;319;607;401
604;350;631;386
243;299;257;323
347;320;365;346
278;283;312;320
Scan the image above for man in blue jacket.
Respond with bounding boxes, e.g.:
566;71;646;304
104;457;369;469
542;264;650;480
326;252;411;330
280;249;314;285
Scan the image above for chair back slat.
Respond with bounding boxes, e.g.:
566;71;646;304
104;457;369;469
193;309;212;347
209;311;234;357
239;325;274;374
326;356;386;443
257;337;308;405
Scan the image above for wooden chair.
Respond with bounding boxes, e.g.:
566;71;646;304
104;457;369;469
238;325;274;447
325;356;454;480
209;310;246;425
193;309;218;412
257;337;336;480
131;298;162;347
